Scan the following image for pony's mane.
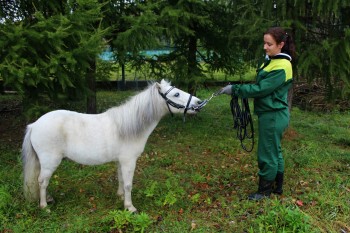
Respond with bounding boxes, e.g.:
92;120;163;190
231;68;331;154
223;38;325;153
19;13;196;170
106;82;167;139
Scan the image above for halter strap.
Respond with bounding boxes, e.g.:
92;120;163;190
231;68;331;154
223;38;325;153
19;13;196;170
183;94;193;122
158;86;194;122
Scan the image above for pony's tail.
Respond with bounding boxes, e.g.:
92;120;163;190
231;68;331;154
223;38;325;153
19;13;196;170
22;126;40;202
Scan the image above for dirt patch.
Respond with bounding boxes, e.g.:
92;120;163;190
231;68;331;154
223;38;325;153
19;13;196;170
0;97;26;148
283;127;299;141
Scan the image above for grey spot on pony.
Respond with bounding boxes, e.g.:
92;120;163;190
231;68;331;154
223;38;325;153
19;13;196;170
59;122;68;143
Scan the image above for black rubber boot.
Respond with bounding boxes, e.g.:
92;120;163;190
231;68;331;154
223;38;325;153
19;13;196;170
248;176;273;201
273;172;284;195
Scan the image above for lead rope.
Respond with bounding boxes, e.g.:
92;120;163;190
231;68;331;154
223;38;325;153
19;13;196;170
199;90;255;152
230;95;255;152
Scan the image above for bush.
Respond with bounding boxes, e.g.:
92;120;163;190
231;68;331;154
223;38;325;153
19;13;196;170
109;210;153;233
0;186;11;210
249;204;315;233
0;185;12;229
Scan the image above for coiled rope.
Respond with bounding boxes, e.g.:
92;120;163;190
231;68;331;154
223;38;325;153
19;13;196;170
230;95;255;152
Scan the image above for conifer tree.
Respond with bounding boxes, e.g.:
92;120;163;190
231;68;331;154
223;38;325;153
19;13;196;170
112;0;241;94
227;0;350;102
0;0;106;117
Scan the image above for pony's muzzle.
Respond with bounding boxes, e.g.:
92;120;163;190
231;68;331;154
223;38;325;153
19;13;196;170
192;99;208;112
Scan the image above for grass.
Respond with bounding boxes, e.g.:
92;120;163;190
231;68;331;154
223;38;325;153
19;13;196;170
98;61;256;82
0;88;350;232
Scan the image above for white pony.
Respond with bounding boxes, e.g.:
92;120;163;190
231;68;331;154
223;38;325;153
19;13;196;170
22;79;204;212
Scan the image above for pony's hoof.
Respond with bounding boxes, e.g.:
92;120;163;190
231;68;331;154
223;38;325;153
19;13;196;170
40;203;48;209
131;210;139;215
117;192;125;200
127;206;137;213
47;195;55;204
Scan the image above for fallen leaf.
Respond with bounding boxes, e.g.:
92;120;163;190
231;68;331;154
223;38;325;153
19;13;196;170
191;221;197;231
295;200;304;207
156;215;163;222
310;200;317;206
299;180;308;186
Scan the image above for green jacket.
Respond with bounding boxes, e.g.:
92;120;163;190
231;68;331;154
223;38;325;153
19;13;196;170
232;53;293;114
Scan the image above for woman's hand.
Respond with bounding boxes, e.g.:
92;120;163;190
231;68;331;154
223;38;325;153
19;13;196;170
219;85;232;95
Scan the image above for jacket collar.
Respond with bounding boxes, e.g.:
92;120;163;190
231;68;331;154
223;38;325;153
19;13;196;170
268;53;292;61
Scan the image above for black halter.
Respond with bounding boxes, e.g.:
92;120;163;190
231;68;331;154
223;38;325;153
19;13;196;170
158;86;194;122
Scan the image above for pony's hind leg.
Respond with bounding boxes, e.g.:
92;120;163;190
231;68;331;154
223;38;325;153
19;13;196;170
38;168;54;208
37;156;61;208
119;158;137;212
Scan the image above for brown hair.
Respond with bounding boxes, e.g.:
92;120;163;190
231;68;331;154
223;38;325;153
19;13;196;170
264;27;296;59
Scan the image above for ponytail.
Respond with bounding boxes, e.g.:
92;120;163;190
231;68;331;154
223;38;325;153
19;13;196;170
281;33;296;60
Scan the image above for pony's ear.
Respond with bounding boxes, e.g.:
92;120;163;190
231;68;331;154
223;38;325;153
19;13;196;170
156;82;161;90
160;79;170;86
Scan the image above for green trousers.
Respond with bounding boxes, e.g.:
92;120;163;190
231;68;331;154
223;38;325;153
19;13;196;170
257;110;289;181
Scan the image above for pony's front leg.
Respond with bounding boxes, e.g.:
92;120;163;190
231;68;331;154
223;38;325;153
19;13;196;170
119;158;137;212
116;162;124;200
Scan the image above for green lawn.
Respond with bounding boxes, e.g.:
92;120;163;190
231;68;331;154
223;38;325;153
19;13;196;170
98;61;257;82
0;88;349;232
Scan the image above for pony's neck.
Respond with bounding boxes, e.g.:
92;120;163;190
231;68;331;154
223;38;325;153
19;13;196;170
107;83;168;139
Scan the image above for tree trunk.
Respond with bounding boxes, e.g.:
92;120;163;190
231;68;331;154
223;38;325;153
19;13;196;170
287;0;296;114
187;35;197;96
86;59;97;114
120;62;126;91
288;87;293;113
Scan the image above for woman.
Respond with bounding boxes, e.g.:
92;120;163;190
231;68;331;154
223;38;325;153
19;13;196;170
220;27;296;200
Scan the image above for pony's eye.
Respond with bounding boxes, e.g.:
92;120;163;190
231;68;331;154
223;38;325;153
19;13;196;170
174;93;180;97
